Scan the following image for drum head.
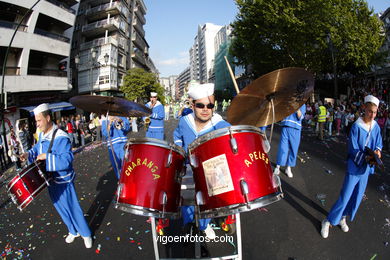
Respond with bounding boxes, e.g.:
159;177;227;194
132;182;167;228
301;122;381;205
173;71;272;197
188;125;264;150
126;137;186;157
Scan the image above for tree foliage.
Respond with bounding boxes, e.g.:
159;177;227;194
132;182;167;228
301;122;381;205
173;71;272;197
120;68;165;104
231;0;385;77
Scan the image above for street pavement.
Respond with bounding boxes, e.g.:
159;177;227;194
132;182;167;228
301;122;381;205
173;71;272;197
0;115;389;259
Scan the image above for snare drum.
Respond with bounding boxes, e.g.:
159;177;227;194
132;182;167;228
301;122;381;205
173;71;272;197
188;125;282;218
7;161;51;211
115;138;186;218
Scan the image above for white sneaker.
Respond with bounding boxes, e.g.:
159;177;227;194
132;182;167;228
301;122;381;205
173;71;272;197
339;217;349;232
321;219;330;238
65;233;80;243
285;167;293;178
82;236;93;249
203;224;216;240
273;166;280;175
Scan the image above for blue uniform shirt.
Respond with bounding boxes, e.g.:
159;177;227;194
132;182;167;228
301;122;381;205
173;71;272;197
173;112;231;152
145;101;165;129
28;125;74;184
347;118;382;175
280;104;306;130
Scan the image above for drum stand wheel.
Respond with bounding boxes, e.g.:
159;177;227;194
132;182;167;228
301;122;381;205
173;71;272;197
150;213;243;260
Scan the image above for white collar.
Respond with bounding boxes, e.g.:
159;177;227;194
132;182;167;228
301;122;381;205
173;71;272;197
356;117;377;132
42;124;57;140
184;113;224;135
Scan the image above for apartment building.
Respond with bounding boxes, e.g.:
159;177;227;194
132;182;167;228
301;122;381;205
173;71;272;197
71;0;156;96
189;23;222;83
0;0;79;110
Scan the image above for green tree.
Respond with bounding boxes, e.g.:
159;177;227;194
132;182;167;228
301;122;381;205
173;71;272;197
231;0;385;77
120;68;165;104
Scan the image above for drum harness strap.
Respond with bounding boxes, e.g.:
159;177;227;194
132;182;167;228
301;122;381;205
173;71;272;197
35;128;58;185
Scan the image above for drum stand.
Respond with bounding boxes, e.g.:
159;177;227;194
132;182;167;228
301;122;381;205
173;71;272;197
150;176;243;260
150;214;242;260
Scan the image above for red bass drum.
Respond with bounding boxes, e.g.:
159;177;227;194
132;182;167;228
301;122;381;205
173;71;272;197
188;125;282;218
115;138;186;218
7;161;51;211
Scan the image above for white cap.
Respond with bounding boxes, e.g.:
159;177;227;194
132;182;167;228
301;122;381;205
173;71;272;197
33;103;50;115
150;92;157;97
187;83;214;100
364;95;379;107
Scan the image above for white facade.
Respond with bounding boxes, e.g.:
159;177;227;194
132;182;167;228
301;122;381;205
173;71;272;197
160;75;177;100
189;23;222;83
1;0;78;94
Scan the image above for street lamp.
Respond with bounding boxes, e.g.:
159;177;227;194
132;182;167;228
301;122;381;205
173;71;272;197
326;33;338;99
104;53;109;65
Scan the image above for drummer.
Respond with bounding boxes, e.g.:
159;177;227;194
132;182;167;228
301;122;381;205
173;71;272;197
20;103;92;248
101;116;131;179
173;83;230;239
145;92;165;140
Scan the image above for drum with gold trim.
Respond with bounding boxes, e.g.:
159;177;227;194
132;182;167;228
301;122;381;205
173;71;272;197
188;125;282;218
115;138;186;218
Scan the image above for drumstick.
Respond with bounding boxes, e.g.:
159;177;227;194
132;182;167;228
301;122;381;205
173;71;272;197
224;56;240;95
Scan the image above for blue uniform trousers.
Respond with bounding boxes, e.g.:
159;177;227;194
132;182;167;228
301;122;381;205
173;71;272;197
327;172;369;225
48;182;91;237
276;127;301;167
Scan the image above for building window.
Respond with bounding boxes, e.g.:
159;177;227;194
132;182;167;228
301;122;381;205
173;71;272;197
99;75;110;84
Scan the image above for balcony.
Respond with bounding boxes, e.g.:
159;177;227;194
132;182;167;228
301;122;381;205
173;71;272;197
28;68;67;77
80;36;118;50
0;66;21;75
133;18;145;37
45;0;76;14
131;49;145;65
85;2;129;20
131;32;146;50
34;28;70;43
82;17;126;36
0;20;28;32
134;9;146;25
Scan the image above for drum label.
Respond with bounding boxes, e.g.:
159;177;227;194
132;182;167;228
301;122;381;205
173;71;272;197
244;151;269;167
202;154;234;197
124;158;160;180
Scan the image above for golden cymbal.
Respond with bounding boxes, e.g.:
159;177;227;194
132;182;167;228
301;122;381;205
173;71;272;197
69;95;152;117
227;67;314;127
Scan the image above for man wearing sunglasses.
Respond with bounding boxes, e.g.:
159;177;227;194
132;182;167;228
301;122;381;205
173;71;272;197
173;83;230;240
145;92;165;140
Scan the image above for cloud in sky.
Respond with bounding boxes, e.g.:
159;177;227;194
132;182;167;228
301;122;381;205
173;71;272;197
155;51;189;76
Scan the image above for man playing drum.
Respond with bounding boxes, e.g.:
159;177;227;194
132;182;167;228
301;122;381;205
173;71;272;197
20;104;93;248
101;116;131;179
145;92;165;140
173;83;230;239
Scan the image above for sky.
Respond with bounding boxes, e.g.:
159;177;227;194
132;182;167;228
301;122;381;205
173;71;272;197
143;0;389;78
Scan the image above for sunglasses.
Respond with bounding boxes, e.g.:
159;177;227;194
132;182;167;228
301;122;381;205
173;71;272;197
195;103;215;109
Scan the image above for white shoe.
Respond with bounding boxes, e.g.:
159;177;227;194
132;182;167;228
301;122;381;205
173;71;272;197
65;233;80;243
321;219;330;238
82;236;93;249
273;166;280;175
203;224;216;240
339;217;349;232
285;167;293;178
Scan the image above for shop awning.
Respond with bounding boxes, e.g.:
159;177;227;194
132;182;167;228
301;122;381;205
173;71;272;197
20;102;75;115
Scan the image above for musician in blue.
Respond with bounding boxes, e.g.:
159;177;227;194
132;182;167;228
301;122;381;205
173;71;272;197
101;116;130;179
174;83;230;240
20;103;92;248
145;92;165;140
321;95;383;238
273;104;306;178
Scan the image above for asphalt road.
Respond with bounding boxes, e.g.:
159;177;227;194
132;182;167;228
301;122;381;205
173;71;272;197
0;116;389;260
